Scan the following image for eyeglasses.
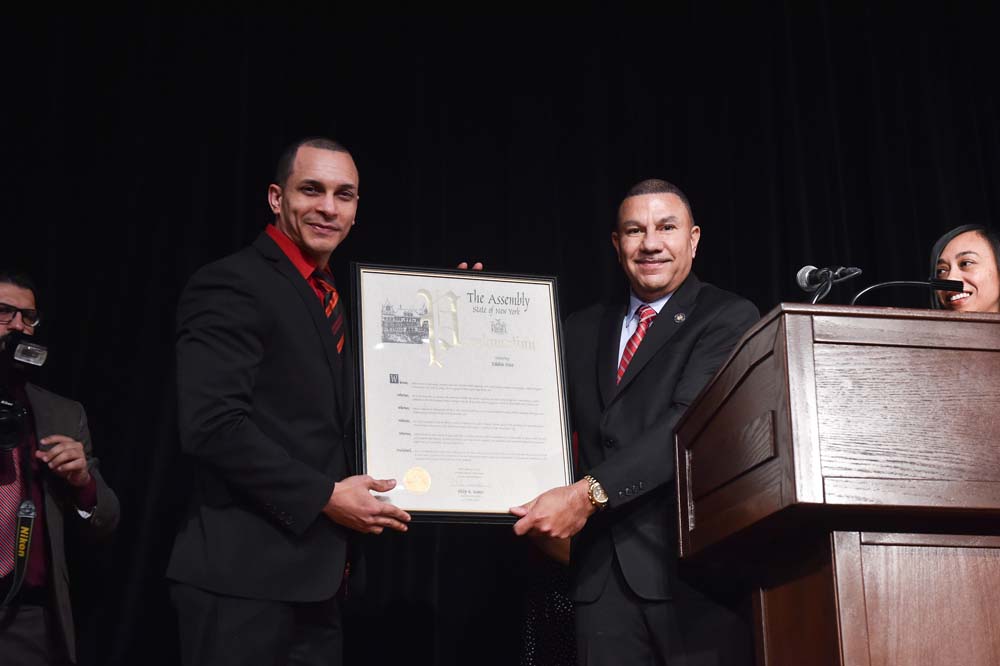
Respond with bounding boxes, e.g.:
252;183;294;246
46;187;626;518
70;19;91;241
0;303;41;328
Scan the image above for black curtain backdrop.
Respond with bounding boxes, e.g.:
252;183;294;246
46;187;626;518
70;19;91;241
1;7;998;665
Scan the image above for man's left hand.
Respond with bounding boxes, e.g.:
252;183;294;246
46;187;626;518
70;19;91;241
510;479;594;539
36;435;92;488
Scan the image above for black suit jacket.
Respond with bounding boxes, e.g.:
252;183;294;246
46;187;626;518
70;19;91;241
25;383;120;664
168;232;357;602
565;274;759;602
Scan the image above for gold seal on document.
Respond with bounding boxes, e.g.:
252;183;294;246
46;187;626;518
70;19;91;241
403;466;432;494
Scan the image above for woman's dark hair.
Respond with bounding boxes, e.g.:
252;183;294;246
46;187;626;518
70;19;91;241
928;224;1000;308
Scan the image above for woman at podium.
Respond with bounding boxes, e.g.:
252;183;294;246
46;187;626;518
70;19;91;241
929;224;1000;313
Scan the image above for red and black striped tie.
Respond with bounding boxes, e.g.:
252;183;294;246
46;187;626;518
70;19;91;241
617;304;656;384
312;270;346;355
0;447;23;577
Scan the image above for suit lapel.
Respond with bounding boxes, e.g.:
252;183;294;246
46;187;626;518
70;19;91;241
24;383;50;433
23;383;62;442
614;275;703;396
340;332;357;472
253;233;348;421
597;301;627;409
23;384;65;568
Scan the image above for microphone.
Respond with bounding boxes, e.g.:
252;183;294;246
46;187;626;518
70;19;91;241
796;265;834;292
796;265;864;304
796;265;862;293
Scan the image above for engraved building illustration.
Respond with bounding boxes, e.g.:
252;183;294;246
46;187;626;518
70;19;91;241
381;302;430;344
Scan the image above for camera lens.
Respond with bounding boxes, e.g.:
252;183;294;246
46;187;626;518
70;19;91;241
0;398;26;451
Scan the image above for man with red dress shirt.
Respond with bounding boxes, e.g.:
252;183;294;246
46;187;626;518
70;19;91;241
0;271;120;665
169;138;413;666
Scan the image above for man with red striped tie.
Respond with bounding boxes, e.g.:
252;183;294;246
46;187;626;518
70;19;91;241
512;179;759;665
169;138;412;666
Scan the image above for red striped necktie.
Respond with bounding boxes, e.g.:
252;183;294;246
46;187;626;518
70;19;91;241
0;447;23;576
617;304;656;384
312;270;346;355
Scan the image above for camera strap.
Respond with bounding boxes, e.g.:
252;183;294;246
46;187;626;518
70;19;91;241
1;416;36;609
1;498;36;607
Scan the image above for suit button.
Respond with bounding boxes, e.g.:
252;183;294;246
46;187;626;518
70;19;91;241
618;490;625;498
638;481;644;490
625;487;633;496
605;438;615;448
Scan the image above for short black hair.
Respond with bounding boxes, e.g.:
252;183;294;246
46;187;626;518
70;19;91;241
273;137;351;188
0;271;38;302
618;178;695;228
928;223;1000;309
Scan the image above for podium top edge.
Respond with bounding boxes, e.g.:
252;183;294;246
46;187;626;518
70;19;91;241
764;302;1000;325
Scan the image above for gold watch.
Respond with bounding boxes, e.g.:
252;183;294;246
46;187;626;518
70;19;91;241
584;475;608;510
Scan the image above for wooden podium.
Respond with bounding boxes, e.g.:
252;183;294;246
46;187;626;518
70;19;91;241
675;304;1000;666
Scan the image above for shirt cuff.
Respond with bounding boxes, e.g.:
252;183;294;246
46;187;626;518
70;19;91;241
73;477;98;516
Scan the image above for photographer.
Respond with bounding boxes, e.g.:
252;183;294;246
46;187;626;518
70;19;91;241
0;272;119;665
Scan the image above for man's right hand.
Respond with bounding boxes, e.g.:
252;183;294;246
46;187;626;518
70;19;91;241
323;475;412;534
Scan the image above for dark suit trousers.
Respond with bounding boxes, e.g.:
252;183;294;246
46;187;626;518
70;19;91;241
171;583;343;666
575;556;752;666
0;602;70;666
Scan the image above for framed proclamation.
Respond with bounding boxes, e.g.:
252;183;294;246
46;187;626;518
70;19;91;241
352;264;574;523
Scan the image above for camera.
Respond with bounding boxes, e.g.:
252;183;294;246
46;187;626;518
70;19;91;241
0;331;43;451
0;395;26;451
1;331;47;369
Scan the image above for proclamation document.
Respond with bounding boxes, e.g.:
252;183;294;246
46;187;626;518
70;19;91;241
353;264;573;522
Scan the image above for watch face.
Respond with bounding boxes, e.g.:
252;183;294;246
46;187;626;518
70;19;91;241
592;484;608;504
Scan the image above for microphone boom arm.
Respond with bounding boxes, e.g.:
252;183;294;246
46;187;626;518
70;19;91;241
849;279;964;306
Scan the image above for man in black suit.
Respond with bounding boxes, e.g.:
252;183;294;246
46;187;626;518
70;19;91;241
0;272;120;665
512;179;759;665
169;138;412;666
